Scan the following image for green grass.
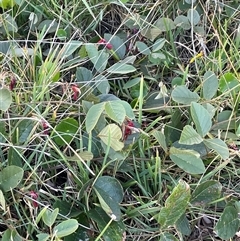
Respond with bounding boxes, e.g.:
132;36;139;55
0;0;240;240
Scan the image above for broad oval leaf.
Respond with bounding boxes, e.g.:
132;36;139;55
219;72;240;96
95;75;110;94
37;19;58;33
203;138;229;160
89;207;125;239
105;101;126;124
136;41;151;55
152;38;166;52
123;77;141;89
94;50;109;72
60;40;82;59
0;88;12;111
214;206;239;240
155;17;176;31
76;67;93;82
94;188;122;221
13;119;35;144
98;124;124;151
94;176;123;206
42;208;59;227
202;71;219;100
174;15;191;30
158;180;191;228
85;43;99;65
173;141;208;158
107;63;136;74
151;130;167;152
118;100;135;119
0;166;24;192
187;9;200;26
104;33;126;59
170;147;205;174
176;214;191;236
53;219;78;238
179;125;203;145
172;86;200;104
52;118;79;146
4;14;18;33
36;233;50;241
86;102;106;133
191;180;222;205
160;232;179;241
191;102;212;137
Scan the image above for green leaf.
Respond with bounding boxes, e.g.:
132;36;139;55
2;229;22;241
174;15;191;30
179;125;203;145
94;188;122;221
86;102;105;133
123;77;141;89
76;67;93;82
191;180;222;205
136;41;151;55
151;130;168;152
0;88;12;111
94;176;124;203
203;138;229;160
13;119;35;144
173;141;208;158
160;232;179;241
191;102;212;137
171;86;200;104
155;17;176;31
0;166;24;192
85;43;99;65
105;101;126;124
170;147;205;174
94;50;109;72
141;27;162;41
95;75;110;94
158;180;191;228
42;208;59;227
53;219;78;238
53;200;82;218
3;14;18;32
52;118;79;146
118;100;135;119
88;207;125;240
57;29;67;39
36;233;50;241
107;63;136;74
104;33;126;59
98;124;124;151
175;214;191;236
219;72;240;94
37;19;58;33
60;40;82;59
187;9;200;25
214;206;239;240
202;71;219;100
152;38;166;52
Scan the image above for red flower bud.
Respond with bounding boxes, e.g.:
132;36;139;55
9;77;17;91
42;121;49;135
71;84;80;101
29;190;38;208
97;39;113;50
